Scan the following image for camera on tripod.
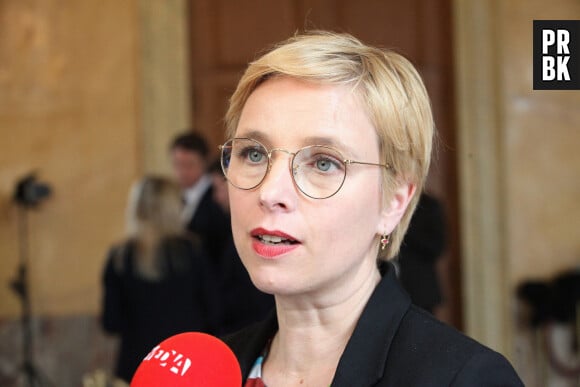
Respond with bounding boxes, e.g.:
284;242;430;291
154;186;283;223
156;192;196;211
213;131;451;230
10;172;55;386
13;173;52;208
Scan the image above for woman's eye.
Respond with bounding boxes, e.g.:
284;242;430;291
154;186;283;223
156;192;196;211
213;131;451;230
248;149;264;163
238;146;266;164
249;151;262;163
312;155;342;173
316;158;332;171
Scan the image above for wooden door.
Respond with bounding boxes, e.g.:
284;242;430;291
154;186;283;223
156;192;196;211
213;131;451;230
189;0;461;328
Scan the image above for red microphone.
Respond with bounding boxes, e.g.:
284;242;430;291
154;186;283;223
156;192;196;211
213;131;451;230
131;332;242;386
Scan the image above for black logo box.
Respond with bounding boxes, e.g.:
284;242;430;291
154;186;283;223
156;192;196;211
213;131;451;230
533;20;580;90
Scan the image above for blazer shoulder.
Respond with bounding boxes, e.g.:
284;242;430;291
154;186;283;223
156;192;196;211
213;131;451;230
382;306;523;386
450;349;524;387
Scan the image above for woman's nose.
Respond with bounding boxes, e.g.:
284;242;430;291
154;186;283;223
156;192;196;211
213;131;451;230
258;151;298;212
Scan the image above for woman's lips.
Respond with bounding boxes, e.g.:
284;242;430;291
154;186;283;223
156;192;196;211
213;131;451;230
250;228;301;259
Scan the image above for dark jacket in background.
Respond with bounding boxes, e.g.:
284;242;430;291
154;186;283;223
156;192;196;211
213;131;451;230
217;233;275;335
398;193;446;312
224;264;524;387
101;236;217;383
186;185;274;335
186;186;230;262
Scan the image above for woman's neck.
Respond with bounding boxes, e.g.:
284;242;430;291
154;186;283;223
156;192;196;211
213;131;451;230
263;263;381;386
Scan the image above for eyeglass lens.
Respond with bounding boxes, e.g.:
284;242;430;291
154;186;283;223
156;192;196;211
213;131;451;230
220;138;347;199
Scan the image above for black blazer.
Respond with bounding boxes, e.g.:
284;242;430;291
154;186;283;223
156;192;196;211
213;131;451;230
186;185;230;262
101;237;218;382
217;236;275;335
398;193;447;311
224;264;524;386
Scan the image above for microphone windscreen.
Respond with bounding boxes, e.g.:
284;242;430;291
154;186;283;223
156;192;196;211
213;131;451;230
131;332;241;387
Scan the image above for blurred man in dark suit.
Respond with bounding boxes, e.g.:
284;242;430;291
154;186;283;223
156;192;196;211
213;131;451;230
170;132;229;262
208;160;275;334
397;193;447;314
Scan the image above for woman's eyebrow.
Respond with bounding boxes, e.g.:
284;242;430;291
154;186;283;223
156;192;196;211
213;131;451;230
236;129;271;146
236;130;356;157
301;136;356;157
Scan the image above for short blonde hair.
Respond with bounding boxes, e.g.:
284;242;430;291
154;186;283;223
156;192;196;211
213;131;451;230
225;31;434;259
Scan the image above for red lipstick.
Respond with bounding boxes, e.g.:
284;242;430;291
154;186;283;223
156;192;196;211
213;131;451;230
250;228;300;259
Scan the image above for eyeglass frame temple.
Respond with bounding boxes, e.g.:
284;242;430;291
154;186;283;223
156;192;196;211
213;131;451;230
344;159;393;171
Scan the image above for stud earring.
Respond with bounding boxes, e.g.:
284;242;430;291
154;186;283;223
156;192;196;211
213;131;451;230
380;234;390;250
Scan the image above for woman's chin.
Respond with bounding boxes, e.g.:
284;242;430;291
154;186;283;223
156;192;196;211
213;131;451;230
247;271;285;295
246;269;308;297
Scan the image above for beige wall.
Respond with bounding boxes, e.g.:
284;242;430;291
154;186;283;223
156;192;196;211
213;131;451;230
499;2;580;285
0;0;191;318
501;3;580;384
0;1;140;317
138;0;192;175
455;0;580;384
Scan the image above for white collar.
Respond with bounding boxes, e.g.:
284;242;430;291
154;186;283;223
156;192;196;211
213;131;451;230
182;174;212;221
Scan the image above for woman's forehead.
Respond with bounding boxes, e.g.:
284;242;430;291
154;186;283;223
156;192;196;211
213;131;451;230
236;77;378;156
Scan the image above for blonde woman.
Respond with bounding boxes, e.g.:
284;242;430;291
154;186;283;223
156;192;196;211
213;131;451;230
222;31;523;386
101;176;216;383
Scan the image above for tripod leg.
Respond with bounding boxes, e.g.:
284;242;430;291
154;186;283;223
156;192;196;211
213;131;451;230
12;207;55;387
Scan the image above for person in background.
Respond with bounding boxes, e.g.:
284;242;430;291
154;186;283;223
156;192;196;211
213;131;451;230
100;176;217;383
209;159;231;213
209;160;275;335
170;132;229;262
221;31;523;386
396;192;446;314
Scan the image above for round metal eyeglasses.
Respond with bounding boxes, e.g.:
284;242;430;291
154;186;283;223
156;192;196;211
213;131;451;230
219;138;393;199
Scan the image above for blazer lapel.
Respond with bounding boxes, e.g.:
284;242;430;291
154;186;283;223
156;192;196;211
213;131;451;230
224;310;278;380
225;264;411;386
331;265;411;387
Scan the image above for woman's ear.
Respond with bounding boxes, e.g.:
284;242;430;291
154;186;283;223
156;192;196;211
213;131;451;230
377;183;416;234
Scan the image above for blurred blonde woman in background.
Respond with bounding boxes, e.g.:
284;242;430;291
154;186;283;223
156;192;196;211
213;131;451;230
100;175;217;383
